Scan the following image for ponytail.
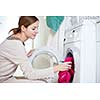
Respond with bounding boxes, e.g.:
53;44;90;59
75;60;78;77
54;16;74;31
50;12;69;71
9;27;21;34
9;16;39;34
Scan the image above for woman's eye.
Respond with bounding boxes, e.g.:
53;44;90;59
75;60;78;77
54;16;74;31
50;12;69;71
32;27;38;31
32;28;35;30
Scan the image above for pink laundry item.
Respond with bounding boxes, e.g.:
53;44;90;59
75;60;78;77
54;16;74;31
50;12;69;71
58;53;74;83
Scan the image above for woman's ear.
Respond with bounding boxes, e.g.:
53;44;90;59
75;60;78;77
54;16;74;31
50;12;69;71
21;25;26;32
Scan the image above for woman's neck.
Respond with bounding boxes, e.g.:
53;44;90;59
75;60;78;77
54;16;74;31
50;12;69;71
12;32;28;42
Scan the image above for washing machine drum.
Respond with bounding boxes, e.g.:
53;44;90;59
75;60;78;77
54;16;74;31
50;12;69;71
29;47;59;69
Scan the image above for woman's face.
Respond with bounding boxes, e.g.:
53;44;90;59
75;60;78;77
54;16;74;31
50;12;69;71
23;21;39;39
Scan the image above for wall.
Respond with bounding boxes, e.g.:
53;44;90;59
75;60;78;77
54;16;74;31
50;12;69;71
33;16;51;48
0;16;19;44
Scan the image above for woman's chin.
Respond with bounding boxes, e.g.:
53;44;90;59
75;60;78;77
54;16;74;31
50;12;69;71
31;36;35;39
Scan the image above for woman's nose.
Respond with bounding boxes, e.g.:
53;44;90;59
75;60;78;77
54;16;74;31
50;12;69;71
35;30;38;34
35;28;38;34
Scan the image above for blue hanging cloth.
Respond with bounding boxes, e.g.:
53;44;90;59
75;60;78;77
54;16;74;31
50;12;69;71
46;16;64;33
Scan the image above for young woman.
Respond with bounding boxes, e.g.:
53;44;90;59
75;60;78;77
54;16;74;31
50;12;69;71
0;16;71;83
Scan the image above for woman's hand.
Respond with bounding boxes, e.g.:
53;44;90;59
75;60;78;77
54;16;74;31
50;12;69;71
27;49;35;57
53;62;72;73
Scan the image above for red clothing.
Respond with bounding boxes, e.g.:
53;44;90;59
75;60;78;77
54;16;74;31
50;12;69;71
58;55;74;83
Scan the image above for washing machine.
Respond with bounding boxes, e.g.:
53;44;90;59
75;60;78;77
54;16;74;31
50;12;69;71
63;20;98;83
29;46;60;82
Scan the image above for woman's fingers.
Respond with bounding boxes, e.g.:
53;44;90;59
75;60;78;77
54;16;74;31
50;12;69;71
64;61;72;65
63;62;72;66
54;62;72;72
67;65;72;69
62;62;72;69
27;49;35;57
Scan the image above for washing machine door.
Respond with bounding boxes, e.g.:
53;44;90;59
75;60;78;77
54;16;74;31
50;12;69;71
29;47;60;69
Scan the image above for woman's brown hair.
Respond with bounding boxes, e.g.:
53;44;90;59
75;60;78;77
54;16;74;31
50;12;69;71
9;16;39;34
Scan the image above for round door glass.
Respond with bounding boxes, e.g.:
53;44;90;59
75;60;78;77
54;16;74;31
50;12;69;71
31;53;58;69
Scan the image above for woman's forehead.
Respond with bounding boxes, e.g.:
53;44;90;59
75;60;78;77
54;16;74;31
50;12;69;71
30;21;39;27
